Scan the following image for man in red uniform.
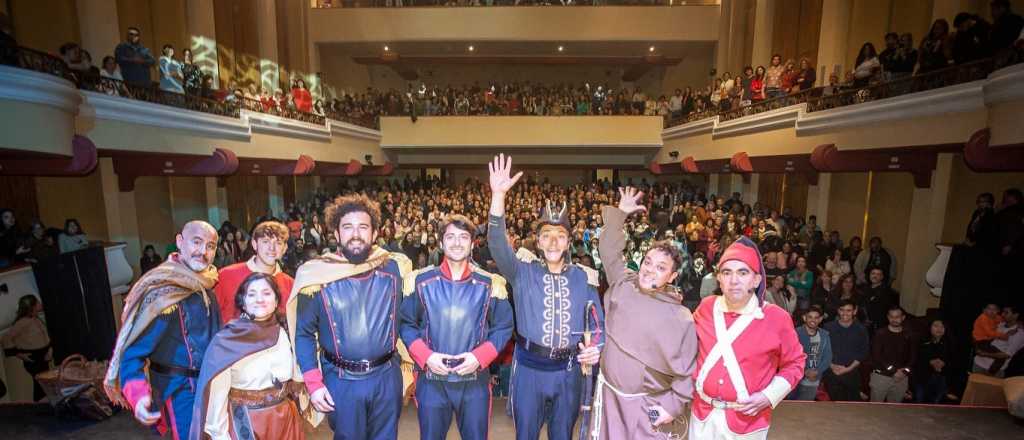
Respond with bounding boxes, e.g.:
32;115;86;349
690;237;805;439
214;221;293;323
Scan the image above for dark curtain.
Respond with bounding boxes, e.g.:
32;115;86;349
32;247;117;363
938;245;1001;396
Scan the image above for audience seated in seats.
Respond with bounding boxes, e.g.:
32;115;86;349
914;319;952;403
57;218;88;254
869;305;916;403
973;304;1022;375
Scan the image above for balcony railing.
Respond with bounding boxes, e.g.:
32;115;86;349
313;0;718;8
325;109;381;130
2;46;77;83
241;97;327;125
805;58;997;113
718;87;821;122
79;76;242;118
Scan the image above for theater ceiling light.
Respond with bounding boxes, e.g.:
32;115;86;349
468;45;475;52
558;45;564;52
649;46;656;52
384;45;390;52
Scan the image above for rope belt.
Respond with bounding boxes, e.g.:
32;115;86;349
590;372;649;440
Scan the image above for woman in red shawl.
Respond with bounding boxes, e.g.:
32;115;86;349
189;272;312;440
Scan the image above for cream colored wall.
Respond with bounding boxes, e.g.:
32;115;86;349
35;172;109;242
987;99;1024;146
380;116;663;148
865;172;914;279
0;97;76;156
307;6;720;45
941;154;1024;243
134;176;176;255
659;49;717;95
169;176;208;232
10;0;79;54
319;53;374;97
827;172;869;242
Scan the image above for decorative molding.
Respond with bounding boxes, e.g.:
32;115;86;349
83;91;252;141
964;128;1024;172
243;111;332;142
661;116;716;140
0;135;97;176
328;118;383;141
982;61;1024;105
0;65;81;113
795;80;985;135
714;104;804;138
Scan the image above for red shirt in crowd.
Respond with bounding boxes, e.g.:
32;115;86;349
214;257;294;325
292;87;313;113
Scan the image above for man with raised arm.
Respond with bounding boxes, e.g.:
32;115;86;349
399;214;514;440
689;236;805;439
289;194;412;440
486;154;604;440
589;187;697;439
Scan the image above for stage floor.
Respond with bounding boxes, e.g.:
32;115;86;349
1;398;1021;439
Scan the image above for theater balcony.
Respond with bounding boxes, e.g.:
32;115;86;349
652;59;1024;316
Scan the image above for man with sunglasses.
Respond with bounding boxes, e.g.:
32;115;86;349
114;26;155;87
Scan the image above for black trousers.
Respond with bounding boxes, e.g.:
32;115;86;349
824;369;861;401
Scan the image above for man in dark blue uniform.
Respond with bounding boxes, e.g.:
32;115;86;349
399;214;514;440
486;154;604;440
104;221;222;440
289;194;412;440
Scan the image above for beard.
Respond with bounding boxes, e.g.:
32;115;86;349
184;255;209;272
340;238;371;263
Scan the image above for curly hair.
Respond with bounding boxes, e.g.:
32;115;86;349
645;240;683;272
323;193;382;233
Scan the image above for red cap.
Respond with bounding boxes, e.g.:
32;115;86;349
719;240;761;274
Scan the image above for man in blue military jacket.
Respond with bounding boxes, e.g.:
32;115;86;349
104;221;221;439
399;214;514;440
486;154;604;440
288;194;412;440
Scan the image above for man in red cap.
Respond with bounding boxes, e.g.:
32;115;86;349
689;236;805;439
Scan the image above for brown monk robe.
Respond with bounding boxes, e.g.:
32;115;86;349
590;205;698;439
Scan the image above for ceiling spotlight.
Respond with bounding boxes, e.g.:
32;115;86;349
468;45;475;52
384;45;390;52
558;45;564;52
649;46;656;52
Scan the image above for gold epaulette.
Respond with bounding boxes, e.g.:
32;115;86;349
402;266;433;297
390;252;413;277
470;266;508;300
299;284;322;296
160;304;178;315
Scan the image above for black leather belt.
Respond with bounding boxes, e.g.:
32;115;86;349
150;361;200;378
322;350;395;373
516;335;576;360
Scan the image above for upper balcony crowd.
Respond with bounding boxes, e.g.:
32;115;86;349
0;4;1021;132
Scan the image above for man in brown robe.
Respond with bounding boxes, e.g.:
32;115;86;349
590;187;698;439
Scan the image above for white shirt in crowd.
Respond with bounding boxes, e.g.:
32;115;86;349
974;323;1024;373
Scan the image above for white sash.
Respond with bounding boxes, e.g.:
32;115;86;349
695;303;758;403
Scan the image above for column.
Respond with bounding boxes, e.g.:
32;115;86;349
715;0;736;77
256;0;280;93
807;173;832;228
204;177;221;227
730;173;745;196
899;154;954;315
708;173;720;196
185;0;219;88
750;0;776;69
98;158;141;277
816;0;853;83
744;173;760;205
76;0;121;70
268;176;284;217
